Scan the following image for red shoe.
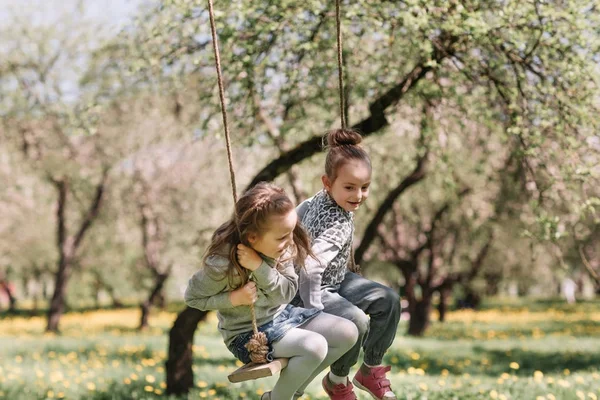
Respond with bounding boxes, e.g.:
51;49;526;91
322;374;357;400
352;365;396;400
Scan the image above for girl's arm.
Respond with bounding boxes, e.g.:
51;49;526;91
254;262;298;304
298;239;340;310
236;244;299;305
298;218;352;310
252;259;299;305
184;257;235;311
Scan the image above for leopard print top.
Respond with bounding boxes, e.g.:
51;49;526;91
298;190;354;286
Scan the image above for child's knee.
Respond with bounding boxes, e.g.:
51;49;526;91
303;334;328;363
381;287;401;312
339;319;359;348
351;310;370;336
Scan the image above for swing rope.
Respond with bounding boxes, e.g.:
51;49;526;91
335;0;346;129
207;0;269;364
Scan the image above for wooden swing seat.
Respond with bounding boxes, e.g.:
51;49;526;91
228;358;289;383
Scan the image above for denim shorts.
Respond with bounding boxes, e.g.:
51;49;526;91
227;304;321;363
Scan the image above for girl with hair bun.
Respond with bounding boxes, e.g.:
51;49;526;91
294;129;401;400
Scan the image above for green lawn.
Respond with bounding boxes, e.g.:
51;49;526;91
0;299;599;399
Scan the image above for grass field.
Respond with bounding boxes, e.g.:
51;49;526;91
0;299;599;399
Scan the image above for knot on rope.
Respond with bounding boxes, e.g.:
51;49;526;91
245;331;269;364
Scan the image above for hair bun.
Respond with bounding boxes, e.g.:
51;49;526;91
326;129;362;148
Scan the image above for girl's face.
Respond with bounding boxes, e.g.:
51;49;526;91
323;159;371;212
248;209;298;259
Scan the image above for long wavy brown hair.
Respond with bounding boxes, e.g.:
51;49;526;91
204;182;313;287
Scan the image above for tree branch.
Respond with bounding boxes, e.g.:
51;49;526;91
579;245;600;287
73;170;108;249
247;59;439;189
355;150;429;265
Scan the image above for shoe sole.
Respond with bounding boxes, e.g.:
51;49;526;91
352;378;397;400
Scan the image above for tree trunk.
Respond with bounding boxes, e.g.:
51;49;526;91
7;288;16;312
46;174;106;333
140;274;168;330
166;307;210;395
46;257;70;332
408;298;432;336
153;289;166;309
0;281;17;312
94;282;101;309
438;286;451;322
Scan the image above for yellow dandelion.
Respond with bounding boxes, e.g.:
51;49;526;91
441;369;449;376
558;379;571;388
154;389;163;395
197;380;208;388
419;383;428;391
490;390;499;399
145;375;156;383
575;376;585;384
87;382;96;391
588;393;598;400
144;386;153;392
160;382;167;389
534;371;544;381
509;362;519;370
57;392;65;399
124;378;131;385
564;369;571;376
209;389;217;395
199;392;207;398
47;390;55;398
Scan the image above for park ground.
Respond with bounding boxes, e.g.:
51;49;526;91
1;299;599;400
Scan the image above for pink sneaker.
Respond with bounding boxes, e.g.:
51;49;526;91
322;375;357;400
352;365;396;400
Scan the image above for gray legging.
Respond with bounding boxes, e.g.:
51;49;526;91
268;312;358;400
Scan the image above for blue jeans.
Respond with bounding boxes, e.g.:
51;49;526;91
227;304;321;364
292;271;401;376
